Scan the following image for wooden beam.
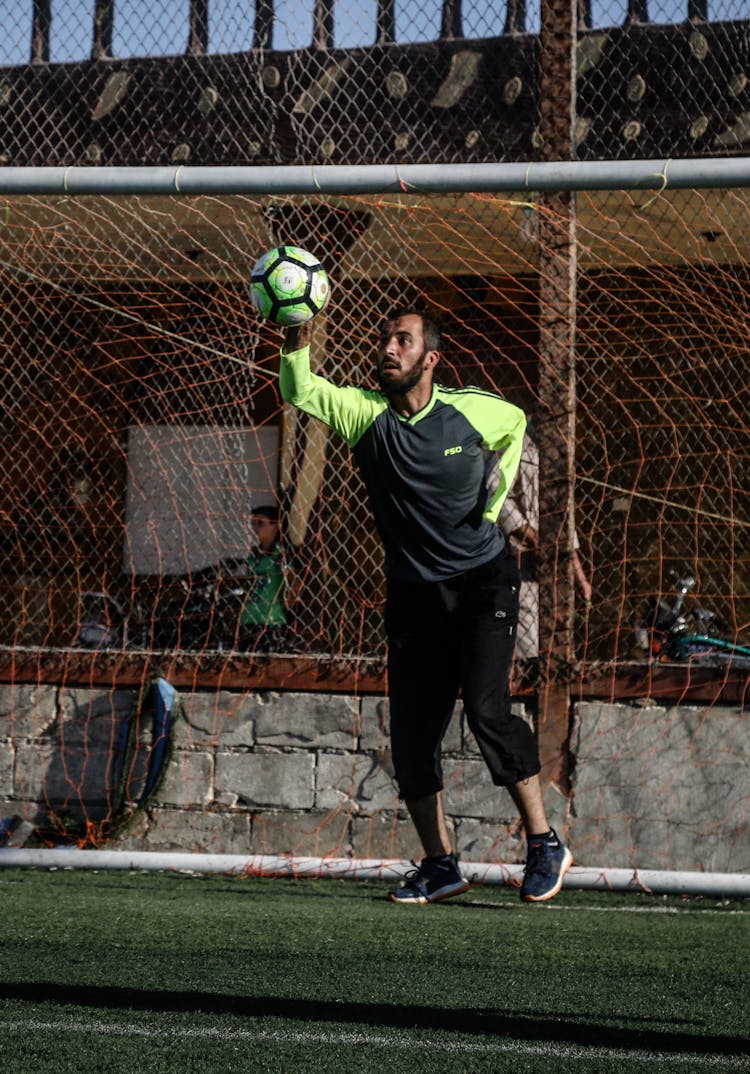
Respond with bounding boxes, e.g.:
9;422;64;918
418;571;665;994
577;661;750;707
0;650;743;707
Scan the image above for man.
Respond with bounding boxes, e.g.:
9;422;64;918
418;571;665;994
497;427;592;661
280;309;572;904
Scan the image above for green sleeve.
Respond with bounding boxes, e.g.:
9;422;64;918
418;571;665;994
279;344;385;448
482;400;526;522
446;390;526;523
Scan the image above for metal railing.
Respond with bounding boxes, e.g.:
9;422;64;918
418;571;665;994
7;0;737;65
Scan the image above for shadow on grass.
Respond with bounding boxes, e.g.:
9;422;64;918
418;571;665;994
0;981;745;1057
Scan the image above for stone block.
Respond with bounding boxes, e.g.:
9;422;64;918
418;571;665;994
359;697;390;752
570;700;750;871
455;817;526;864
315;751;399;814
15;740;117;816
154;749;213;808
250;809;352;857
58;687;139;747
115;807;253;854
253;692;359;749
350;812;426;862
216;750;315;809
177;690;255;748
0;742;14;793
7;687;143;819
0;684;57;740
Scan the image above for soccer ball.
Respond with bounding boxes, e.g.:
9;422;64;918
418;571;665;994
249;246;330;326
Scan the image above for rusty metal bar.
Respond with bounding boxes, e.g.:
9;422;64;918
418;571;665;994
313;0;335;49
30;0;51;64
254;0;274;49
536;0;577;793
625;0;650;24
440;0;463;40
187;0;209;56
503;0;527;34
375;0;396;44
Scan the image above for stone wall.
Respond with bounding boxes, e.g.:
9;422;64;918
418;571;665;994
1;682;748;872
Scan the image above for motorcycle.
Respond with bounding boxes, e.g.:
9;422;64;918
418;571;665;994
636;569;750;670
73;562;249;652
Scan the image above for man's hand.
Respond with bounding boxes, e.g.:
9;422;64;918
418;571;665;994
282;321;314;354
573;551;592;602
512;523;538;552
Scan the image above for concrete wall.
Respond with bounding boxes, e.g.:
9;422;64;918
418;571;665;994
1;683;748;872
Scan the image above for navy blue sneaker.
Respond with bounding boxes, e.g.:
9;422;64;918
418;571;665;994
520;829;573;902
388;854;471;904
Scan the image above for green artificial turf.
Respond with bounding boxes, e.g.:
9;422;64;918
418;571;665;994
1;867;748;1073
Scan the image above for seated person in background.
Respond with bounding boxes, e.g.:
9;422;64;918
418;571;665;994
496;428;592;662
238;504;298;653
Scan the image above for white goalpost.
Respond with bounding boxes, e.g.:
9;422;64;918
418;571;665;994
0;159;748;896
1;156;750;196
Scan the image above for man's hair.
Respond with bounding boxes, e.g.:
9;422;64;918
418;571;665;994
251;503;280;523
383;307;443;354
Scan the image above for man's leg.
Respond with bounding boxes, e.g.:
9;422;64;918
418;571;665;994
507;772;549;836
385;580;470;904
389;789;470;904
403;790;452;858
507;773;572;901
458;554;572;903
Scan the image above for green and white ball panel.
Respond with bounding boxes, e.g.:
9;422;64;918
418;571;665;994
249;280;275;320
267;260;309;299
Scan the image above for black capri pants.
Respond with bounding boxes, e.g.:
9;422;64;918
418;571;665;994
385;550;540;801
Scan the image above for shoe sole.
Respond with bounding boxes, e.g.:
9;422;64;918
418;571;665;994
388;879;471;905
521;847;573;903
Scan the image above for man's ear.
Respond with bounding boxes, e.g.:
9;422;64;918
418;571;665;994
424;349;441;370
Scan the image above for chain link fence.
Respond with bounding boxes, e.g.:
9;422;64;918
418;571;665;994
0;1;748;685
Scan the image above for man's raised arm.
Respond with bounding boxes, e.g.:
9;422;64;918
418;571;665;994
278;319;383;447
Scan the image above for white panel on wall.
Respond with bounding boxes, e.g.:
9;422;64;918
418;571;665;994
124;424;280;575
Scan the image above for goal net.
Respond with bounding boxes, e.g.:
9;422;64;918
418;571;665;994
0;173;747;875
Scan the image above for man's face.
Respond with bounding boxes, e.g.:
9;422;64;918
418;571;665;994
377;313;433;395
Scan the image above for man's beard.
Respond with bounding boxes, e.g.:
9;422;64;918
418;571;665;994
377;354;426;395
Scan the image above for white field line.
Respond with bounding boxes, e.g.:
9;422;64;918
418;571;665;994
462;899;750;916
1;1018;748;1069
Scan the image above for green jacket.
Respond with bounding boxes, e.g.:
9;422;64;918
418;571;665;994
240;544;287;627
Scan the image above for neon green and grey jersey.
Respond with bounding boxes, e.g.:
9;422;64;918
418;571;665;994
280;344;526;583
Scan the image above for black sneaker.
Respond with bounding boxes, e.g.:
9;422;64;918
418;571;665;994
520;829;573;902
388;854;471;904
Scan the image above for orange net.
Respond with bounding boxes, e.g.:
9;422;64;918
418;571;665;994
0;185;747;862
